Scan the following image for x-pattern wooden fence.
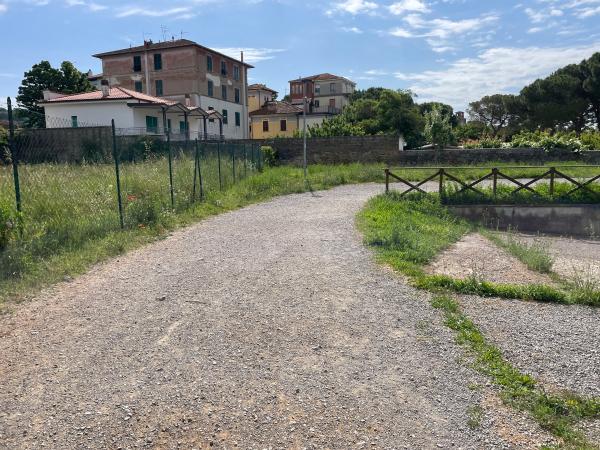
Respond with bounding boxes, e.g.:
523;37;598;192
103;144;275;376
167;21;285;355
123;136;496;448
384;166;600;200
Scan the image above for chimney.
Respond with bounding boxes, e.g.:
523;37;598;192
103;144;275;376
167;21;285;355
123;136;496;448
101;79;110;97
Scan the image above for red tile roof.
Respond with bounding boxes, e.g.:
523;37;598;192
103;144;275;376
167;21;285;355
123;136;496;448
250;101;302;116
248;83;278;94
289;73;355;84
42;87;178;105
92;39;254;68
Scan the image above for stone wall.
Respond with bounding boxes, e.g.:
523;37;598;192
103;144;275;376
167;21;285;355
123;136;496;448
234;136;600;166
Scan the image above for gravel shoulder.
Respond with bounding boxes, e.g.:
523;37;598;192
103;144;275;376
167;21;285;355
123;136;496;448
0;183;529;449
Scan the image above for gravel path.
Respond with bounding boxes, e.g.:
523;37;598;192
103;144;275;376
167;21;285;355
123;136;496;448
458;295;600;398
0;183;553;449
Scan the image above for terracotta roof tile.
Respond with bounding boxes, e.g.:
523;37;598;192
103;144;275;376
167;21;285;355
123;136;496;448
42;87;178;105
288;73;355;84
248;83;278;94
250;101;302;116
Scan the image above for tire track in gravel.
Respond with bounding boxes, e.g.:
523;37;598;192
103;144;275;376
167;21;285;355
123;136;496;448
0;183;543;449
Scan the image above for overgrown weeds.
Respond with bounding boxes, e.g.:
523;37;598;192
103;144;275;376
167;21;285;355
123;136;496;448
481;230;554;273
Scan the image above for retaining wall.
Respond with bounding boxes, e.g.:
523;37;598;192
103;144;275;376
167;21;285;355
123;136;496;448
450;204;600;237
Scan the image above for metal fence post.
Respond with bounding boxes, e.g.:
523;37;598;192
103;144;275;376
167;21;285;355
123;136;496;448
438;168;444;200
167;130;175;208
7;98;22;237
385;168;390;193
232;143;236;184
111;119;124;229
243;143;247;179
217;141;223;190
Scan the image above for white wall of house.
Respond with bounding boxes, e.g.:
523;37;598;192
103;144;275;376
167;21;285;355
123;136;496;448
43;101;135;129
197;95;246;139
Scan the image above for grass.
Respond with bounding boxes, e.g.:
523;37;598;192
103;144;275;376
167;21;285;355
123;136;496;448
358;192;600;306
432;294;600;449
0;160;385;306
442;182;600;205
483;230;555;274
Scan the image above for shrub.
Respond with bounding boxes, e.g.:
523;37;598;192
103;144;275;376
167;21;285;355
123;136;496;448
124;192;167;227
509;130;589;152
464;137;505;149
81;138;108;163
261;146;278;167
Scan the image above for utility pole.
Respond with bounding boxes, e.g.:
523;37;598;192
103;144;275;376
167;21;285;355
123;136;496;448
303;96;307;180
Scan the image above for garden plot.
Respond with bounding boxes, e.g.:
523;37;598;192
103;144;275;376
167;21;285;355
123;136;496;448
425;233;554;286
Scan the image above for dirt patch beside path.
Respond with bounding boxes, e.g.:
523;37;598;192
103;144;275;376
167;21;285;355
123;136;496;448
426;233;554;285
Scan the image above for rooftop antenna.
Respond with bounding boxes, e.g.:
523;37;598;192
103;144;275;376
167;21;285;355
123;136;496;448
180;30;188;40
160;25;168;42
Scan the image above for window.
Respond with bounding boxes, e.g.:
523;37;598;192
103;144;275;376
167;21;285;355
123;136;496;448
155;80;163;96
234;88;240;104
221;85;227;101
222;109;228;125
315;84;321;94
314;100;320;108
167;119;172;131
235;112;241;127
207;80;214;97
330;82;336;93
71;116;78;128
208;106;214;122
179;121;187;133
262;120;269;132
220;60;227;76
133;55;142;72
280;119;287;132
233;65;240;81
154;53;162;70
134;81;143;93
145;116;158;133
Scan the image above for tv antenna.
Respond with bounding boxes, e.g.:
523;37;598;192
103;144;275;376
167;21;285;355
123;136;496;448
160;25;168;42
180;30;188;40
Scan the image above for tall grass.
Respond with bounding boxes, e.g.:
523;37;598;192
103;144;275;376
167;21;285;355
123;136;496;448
484;230;555;273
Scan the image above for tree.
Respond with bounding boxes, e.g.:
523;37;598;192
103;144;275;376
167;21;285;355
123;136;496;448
375;89;425;147
582;53;600;129
17;60;94;127
419;102;457;128
423;104;454;148
520;64;590;132
305;114;365;137
467;94;522;137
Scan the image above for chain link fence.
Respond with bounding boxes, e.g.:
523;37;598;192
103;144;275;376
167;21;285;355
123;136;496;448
0;98;263;282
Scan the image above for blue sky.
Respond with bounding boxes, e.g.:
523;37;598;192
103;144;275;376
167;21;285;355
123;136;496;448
1;0;600;111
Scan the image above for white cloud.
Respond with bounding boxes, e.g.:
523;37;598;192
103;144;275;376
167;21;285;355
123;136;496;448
388;0;429;15
328;0;378;15
116;6;194;17
388;12;499;52
0;3;7;13
341;26;363;33
65;0;107;11
395;43;600;110
212;47;285;63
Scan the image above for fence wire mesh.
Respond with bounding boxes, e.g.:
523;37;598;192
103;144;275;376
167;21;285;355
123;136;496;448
0;99;262;283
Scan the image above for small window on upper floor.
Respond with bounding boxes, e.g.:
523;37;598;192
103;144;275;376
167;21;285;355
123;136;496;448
262;120;269;132
208;80;214;97
221;85;227;101
207;55;213;72
222;109;228;125
221;60;227;76
233;65;240;81
133;55;142;72
155;79;163;96
235;111;241;127
154;53;162;70
315;84;321;94
330;83;336;93
234;88;240;104
71;116;78;128
134;81;143;93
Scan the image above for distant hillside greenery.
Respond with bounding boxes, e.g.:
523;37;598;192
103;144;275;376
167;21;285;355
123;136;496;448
305;52;600;150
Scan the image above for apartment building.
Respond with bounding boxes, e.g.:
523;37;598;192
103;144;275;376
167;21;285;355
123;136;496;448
93;39;252;139
289;73;355;114
248;83;277;112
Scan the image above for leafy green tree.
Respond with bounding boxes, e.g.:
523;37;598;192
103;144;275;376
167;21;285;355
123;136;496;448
582;53;600;129
305;114;365;137
17;61;93;127
423;104;454;148
520;64;589;132
375;89;425;148
467;94;522;137
419;102;457;127
454;121;489;142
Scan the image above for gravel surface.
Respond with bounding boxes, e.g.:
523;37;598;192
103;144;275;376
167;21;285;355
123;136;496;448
425;233;554;286
515;233;600;282
0;183;554;449
458;295;600;398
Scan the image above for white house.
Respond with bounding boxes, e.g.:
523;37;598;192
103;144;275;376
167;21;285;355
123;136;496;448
41;83;224;140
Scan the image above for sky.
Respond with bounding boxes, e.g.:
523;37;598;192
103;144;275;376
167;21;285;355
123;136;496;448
1;0;600;112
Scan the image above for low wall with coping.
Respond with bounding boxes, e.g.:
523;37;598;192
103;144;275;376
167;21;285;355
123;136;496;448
450;204;600;237
237;137;600;166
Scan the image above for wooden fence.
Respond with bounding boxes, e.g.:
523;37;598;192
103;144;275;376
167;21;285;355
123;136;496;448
384;166;600;200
